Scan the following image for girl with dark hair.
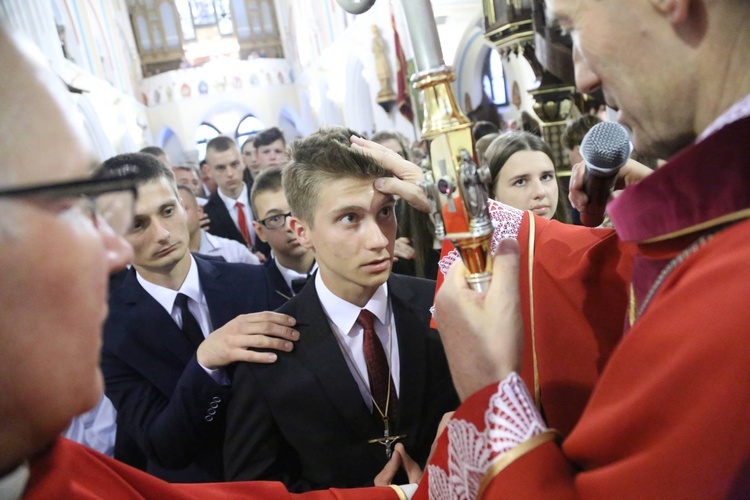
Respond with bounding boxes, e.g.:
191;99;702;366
485;131;571;222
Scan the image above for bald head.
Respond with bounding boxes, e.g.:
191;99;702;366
0;27;123;473
0;27;95;188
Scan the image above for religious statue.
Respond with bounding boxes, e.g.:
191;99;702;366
371;25;397;108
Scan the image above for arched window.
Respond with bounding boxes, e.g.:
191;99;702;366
235;115;264;148
482;49;508;107
174;0;196;41
215;0;234;36
181;0;233;35
136;15;152;51
160;2;182;49
195;122;221;161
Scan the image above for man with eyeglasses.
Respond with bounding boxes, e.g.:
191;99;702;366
250;168;316;303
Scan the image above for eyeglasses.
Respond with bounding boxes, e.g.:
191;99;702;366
0;167;139;236
258;212;292;229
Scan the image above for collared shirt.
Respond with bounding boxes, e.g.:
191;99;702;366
62;394;117;457
314;273;401;411
217;182;255;243
274;258;317;295
136;255;212;336
199;230;260;265
0;462;29;500
135;256;225;382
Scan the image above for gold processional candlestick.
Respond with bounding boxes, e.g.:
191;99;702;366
333;0;494;292
414;66;494;292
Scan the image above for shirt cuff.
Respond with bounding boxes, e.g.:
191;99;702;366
198;363;230;386
389;484;417;499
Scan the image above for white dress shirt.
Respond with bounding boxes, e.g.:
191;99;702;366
62;394;117;457
199;231;261;265
216;182;255;244
0;462;28;500
314;274;400;411
136;256;226;383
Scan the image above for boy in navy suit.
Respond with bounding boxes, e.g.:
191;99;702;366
100;153;299;482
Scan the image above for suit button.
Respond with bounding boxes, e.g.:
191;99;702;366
207;408;216;416
212;396;221;403
204;415;214;422
209;401;219;409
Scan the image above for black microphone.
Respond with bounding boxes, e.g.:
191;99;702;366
579;122;632;227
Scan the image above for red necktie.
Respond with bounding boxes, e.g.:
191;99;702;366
235;201;252;247
356;309;398;421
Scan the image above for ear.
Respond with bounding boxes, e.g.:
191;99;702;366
252;220;267;243
289;217;314;250
177;194;190;215
650;0;690;24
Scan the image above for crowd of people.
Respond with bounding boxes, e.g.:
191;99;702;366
2;0;750;497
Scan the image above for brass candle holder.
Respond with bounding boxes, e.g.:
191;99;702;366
414;66;494;292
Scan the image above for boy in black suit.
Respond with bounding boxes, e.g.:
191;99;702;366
225;128;458;490
202;136;270;258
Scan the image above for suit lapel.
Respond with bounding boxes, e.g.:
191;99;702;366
388;275;429;438
115;271;196;396
197;256;239;328
265;259;294;304
292;284;383;444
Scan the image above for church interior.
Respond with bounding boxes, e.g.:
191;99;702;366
1;0;603;173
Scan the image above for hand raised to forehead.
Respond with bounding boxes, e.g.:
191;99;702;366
350;135;431;214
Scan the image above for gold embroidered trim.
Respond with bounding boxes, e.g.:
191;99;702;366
628;282;636;328
388;484;408;500
477;430;559;499
526;212;540;409
639;208;750;243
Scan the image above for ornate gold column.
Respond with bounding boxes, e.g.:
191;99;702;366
483;0;577;172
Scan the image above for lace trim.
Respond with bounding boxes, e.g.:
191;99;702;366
438;200;524;277
427;372;547;499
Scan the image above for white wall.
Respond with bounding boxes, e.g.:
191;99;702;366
145;85;300;162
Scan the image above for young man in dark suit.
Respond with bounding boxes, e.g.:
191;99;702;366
202;135;270;259
225;127;459;490
253;126;287;170
101;153;299;483
250;167;316;304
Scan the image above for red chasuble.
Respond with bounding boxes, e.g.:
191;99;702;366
434;211;633;437
24;438;399;499
420;115;750;498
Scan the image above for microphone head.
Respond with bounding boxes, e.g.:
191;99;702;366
580;122;633;175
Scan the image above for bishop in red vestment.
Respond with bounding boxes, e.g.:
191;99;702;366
419;89;750;500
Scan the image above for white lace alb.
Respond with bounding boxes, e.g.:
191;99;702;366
438;199;524;277
427;372;547;499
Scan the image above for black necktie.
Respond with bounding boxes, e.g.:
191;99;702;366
291;276;309;295
174;293;204;348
